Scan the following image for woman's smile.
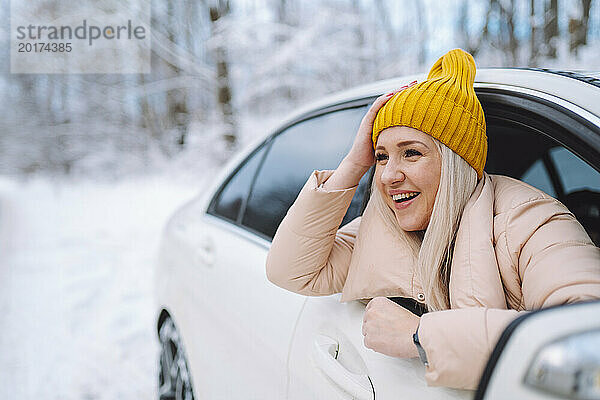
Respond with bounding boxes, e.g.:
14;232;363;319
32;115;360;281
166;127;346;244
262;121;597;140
391;191;420;209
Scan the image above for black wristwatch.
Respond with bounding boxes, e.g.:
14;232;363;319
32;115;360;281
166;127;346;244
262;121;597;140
413;325;429;367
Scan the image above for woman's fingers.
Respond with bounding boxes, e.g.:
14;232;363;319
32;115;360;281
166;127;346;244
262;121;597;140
345;90;399;169
364;91;397;119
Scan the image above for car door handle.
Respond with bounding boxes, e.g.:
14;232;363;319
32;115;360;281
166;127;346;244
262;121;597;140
312;335;374;400
173;222;215;266
196;236;214;266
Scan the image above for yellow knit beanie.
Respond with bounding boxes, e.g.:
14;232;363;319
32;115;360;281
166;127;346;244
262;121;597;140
372;49;487;179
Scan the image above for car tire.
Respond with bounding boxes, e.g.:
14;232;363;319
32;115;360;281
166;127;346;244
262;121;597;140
158;316;195;400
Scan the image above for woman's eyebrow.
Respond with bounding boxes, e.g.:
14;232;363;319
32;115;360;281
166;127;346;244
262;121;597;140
395;140;428;148
375;140;428;151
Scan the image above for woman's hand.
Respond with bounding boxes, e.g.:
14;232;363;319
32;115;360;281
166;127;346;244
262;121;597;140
346;92;397;169
362;297;420;359
322;92;397;191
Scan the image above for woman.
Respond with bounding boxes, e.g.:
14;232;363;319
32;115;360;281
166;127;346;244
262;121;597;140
265;49;600;390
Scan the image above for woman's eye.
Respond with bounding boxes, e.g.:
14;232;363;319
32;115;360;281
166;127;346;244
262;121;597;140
404;149;422;158
375;153;388;162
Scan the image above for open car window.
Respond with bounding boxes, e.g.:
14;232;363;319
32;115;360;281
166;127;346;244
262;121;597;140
478;88;600;246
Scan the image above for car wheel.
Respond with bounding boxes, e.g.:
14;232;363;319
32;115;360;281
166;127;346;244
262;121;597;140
158;316;195;400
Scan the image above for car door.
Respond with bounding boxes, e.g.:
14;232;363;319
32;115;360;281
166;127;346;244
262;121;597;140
175;103;372;399
183;219;300;399
170;142;303;399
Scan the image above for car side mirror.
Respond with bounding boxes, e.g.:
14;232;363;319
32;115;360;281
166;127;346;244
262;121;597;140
475;300;600;400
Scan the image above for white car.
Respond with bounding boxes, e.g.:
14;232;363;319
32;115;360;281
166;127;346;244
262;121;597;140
154;68;600;400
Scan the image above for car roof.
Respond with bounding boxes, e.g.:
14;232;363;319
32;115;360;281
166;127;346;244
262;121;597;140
275;68;600;132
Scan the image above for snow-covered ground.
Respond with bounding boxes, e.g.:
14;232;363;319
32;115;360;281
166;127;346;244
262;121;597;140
0;174;198;399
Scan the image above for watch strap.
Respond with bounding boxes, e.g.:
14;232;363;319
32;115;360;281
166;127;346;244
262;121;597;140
413;326;429;367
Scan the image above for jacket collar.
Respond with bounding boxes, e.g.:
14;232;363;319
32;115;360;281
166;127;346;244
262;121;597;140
341;172;508;310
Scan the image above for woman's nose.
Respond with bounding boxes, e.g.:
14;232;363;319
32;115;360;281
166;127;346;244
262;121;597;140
380;162;405;185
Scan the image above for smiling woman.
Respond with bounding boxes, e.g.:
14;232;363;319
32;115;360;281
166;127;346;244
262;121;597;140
369;126;479;312
265;49;600;390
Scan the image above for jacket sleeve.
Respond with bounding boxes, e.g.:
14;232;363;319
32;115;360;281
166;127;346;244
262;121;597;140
418;197;600;390
265;169;361;296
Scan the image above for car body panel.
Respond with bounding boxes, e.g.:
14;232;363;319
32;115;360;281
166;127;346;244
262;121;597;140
478;300;600;400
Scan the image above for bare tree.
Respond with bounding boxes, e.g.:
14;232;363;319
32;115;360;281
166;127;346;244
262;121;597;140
544;0;559;58
501;0;519;65
352;0;368;79
205;0;237;150
274;0;294;100
485;0;519;65
529;0;538;66
414;0;428;68
569;0;593;55
138;73;160;147
457;0;498;59
166;0;190;148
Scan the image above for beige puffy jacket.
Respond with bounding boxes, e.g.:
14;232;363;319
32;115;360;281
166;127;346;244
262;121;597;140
266;169;600;390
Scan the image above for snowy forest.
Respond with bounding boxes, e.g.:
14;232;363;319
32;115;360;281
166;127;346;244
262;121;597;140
1;0;598;179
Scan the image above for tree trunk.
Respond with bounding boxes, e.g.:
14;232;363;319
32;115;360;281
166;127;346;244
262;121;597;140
504;0;519;65
275;0;293;101
166;0;189;149
458;0;482;57
543;0;558;58
414;0;428;67
529;0;537;66
353;0;368;79
209;0;237;150
569;0;592;54
138;73;161;145
491;0;519;65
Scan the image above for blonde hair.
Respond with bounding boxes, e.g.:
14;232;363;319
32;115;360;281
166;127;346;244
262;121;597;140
369;138;478;311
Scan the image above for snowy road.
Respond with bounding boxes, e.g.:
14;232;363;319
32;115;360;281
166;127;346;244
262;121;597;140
0;176;196;399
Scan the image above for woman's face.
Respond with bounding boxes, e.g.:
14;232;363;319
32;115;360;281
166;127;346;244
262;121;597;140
374;126;442;231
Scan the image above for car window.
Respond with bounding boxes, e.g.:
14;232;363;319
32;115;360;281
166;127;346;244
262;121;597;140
242;106;369;239
517;144;600;246
211;145;267;223
549;147;600;193
521;159;557;197
549;146;600;246
483;109;600;246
